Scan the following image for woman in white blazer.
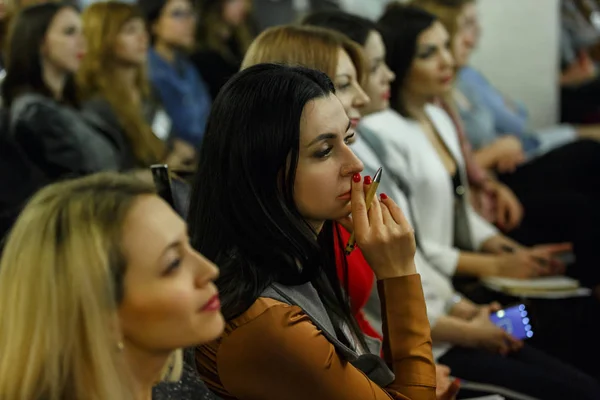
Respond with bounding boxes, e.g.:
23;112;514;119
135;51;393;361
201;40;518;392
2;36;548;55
304;9;600;399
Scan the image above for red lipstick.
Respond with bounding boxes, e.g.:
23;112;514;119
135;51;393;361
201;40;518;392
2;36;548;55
200;294;221;312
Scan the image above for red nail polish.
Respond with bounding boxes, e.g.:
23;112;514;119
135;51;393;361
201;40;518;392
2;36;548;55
352;173;361;182
364;175;372;185
380;193;388;200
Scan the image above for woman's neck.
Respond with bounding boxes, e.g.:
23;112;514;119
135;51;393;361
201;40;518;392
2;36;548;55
153;41;176;64
400;90;430;121
123;344;171;400
42;62;66;101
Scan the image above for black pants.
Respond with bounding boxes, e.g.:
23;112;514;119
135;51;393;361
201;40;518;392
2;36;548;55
439;345;600;400
455;282;600;382
561;78;600;124
498;139;600;287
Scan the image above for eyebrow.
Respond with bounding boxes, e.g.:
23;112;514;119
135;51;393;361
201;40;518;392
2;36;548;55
160;240;181;257
335;73;352;81
307;120;352;147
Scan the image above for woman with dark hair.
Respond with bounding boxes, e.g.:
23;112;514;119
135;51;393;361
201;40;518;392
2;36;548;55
0;2;123;241
137;0;211;146
190;0;256;99
189;63;437;399
242;23;460;400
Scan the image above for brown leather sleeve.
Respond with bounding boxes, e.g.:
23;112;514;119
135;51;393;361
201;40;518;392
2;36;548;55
213;275;436;399
379;274;437;398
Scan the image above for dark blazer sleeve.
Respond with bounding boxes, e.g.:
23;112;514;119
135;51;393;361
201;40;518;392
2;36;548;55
12;101;87;179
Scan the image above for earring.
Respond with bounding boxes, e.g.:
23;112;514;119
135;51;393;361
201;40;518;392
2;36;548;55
116;341;125;352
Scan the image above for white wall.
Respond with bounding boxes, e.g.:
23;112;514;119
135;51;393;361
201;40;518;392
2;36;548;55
469;0;560;129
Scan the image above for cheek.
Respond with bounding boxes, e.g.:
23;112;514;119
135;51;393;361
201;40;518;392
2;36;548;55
293;161;343;219
336;92;353;114
119;278;201;348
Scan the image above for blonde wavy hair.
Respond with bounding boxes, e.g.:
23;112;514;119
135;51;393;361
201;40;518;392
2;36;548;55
241;25;367;85
77;2;166;167
0;173;182;400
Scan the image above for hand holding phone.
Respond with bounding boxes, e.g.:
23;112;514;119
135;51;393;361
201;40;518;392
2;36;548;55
469;305;523;355
489;304;533;340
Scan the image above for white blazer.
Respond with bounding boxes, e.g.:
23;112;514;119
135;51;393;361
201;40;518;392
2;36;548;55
352;133;453;359
359;106;498;278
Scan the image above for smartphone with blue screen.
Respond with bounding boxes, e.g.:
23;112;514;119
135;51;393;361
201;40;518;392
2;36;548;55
489;304;533;340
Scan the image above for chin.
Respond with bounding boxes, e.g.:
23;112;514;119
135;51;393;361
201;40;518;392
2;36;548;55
196;312;225;345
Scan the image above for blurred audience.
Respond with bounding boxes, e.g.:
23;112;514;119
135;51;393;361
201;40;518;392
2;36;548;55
0;2;123;241
191;0;255;99
78;1;196;172
138;0;211;146
252;0;339;31
415;0;600;301
561;0;600;123
306;9;600;398
0;172;224;399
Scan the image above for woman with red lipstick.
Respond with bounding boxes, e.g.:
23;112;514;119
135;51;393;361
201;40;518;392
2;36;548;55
188;63;438;399
0;172;224;400
242;23;459;400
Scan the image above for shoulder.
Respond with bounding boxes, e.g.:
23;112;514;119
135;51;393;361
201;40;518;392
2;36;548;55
425;104;455;131
212;298;337;386
81;97;120;128
10;94;72;136
458;66;483;82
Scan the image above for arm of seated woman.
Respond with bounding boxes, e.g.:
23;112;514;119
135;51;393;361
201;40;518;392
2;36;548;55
216;278;436;400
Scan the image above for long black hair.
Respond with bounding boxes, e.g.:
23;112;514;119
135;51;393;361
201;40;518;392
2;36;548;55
378;4;437;116
188;63;366;349
2;2;80;107
302;10;378;47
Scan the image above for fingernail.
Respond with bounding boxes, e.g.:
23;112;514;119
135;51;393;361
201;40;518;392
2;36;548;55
353;173;361;183
364;175;372;185
380;193;388;200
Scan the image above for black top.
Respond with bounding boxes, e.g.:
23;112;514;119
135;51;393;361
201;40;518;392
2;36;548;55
190;38;243;99
153;348;221;400
451;170;466;201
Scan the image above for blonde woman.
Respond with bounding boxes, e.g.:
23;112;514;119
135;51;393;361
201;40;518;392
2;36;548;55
0;172;224;400
78;1;196;172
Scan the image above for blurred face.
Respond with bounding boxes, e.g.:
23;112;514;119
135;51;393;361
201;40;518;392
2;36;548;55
118;195;224;354
41;7;86;74
333;48;370;129
294;94;364;230
362;30;395;115
403;22;454;100
113;17;149;66
153;0;196;50
222;0;249;27
454;2;480;66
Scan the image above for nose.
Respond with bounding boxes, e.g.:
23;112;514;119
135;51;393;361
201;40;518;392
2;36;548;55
353;82;370;108
384;63;396;83
341;146;364;177
441;47;455;69
192;249;219;287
